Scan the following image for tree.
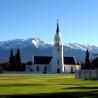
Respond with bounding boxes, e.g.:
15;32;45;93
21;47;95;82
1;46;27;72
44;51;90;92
21;63;26;71
27;61;33;65
81;62;85;69
85;49;91;69
9;48;24;71
9;49;15;71
15;49;21;71
9;49;13;63
91;57;98;69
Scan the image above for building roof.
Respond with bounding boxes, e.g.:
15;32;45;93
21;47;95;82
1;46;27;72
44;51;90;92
64;57;76;65
0;59;8;64
34;56;76;65
34;56;52;64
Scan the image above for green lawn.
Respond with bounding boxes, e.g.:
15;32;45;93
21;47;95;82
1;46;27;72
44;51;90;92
0;74;98;98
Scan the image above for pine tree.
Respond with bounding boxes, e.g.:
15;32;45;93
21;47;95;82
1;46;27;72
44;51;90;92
15;49;21;71
21;63;26;71
9;49;14;71
9;49;13;64
85;49;91;69
91;57;98;69
27;61;32;65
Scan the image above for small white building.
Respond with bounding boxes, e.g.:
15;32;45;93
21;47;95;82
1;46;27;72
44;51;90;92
26;22;76;73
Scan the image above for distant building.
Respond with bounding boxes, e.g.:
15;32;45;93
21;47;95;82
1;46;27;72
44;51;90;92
26;22;76;73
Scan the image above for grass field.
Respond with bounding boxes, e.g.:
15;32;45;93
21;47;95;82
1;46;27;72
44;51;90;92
0;74;98;98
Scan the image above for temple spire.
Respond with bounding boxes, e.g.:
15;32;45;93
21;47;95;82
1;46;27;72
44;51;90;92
56;20;59;33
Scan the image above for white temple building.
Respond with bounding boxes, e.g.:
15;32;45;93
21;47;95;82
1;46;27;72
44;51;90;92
26;22;76;73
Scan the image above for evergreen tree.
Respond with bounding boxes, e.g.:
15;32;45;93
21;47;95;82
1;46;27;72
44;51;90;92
27;61;33;65
9;49;14;71
85;49;91;69
21;63;26;71
91;57;98;69
15;49;21;71
9;49;14;64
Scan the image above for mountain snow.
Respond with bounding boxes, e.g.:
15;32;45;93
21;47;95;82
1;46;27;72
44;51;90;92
0;38;98;62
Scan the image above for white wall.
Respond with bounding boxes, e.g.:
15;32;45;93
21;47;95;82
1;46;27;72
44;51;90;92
64;64;75;73
26;64;50;73
26;64;76;73
51;45;64;73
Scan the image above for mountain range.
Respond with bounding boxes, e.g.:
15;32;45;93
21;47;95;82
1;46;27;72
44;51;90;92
0;38;98;63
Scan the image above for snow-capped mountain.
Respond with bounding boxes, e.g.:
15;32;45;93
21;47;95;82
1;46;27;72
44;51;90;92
0;38;51;49
65;43;98;52
0;38;98;63
0;38;52;62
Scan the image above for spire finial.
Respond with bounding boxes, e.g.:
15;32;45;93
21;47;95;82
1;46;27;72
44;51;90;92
56;19;59;33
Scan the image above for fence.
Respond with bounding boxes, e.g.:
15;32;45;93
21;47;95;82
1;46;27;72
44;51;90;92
75;69;98;80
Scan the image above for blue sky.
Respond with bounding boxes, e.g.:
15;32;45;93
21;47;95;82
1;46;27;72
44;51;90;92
0;0;98;45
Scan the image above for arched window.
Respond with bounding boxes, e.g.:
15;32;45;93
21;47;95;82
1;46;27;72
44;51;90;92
64;66;66;71
30;68;33;72
58;59;59;65
57;68;60;73
43;66;47;73
71;66;74;73
57;48;60;51
36;66;39;71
